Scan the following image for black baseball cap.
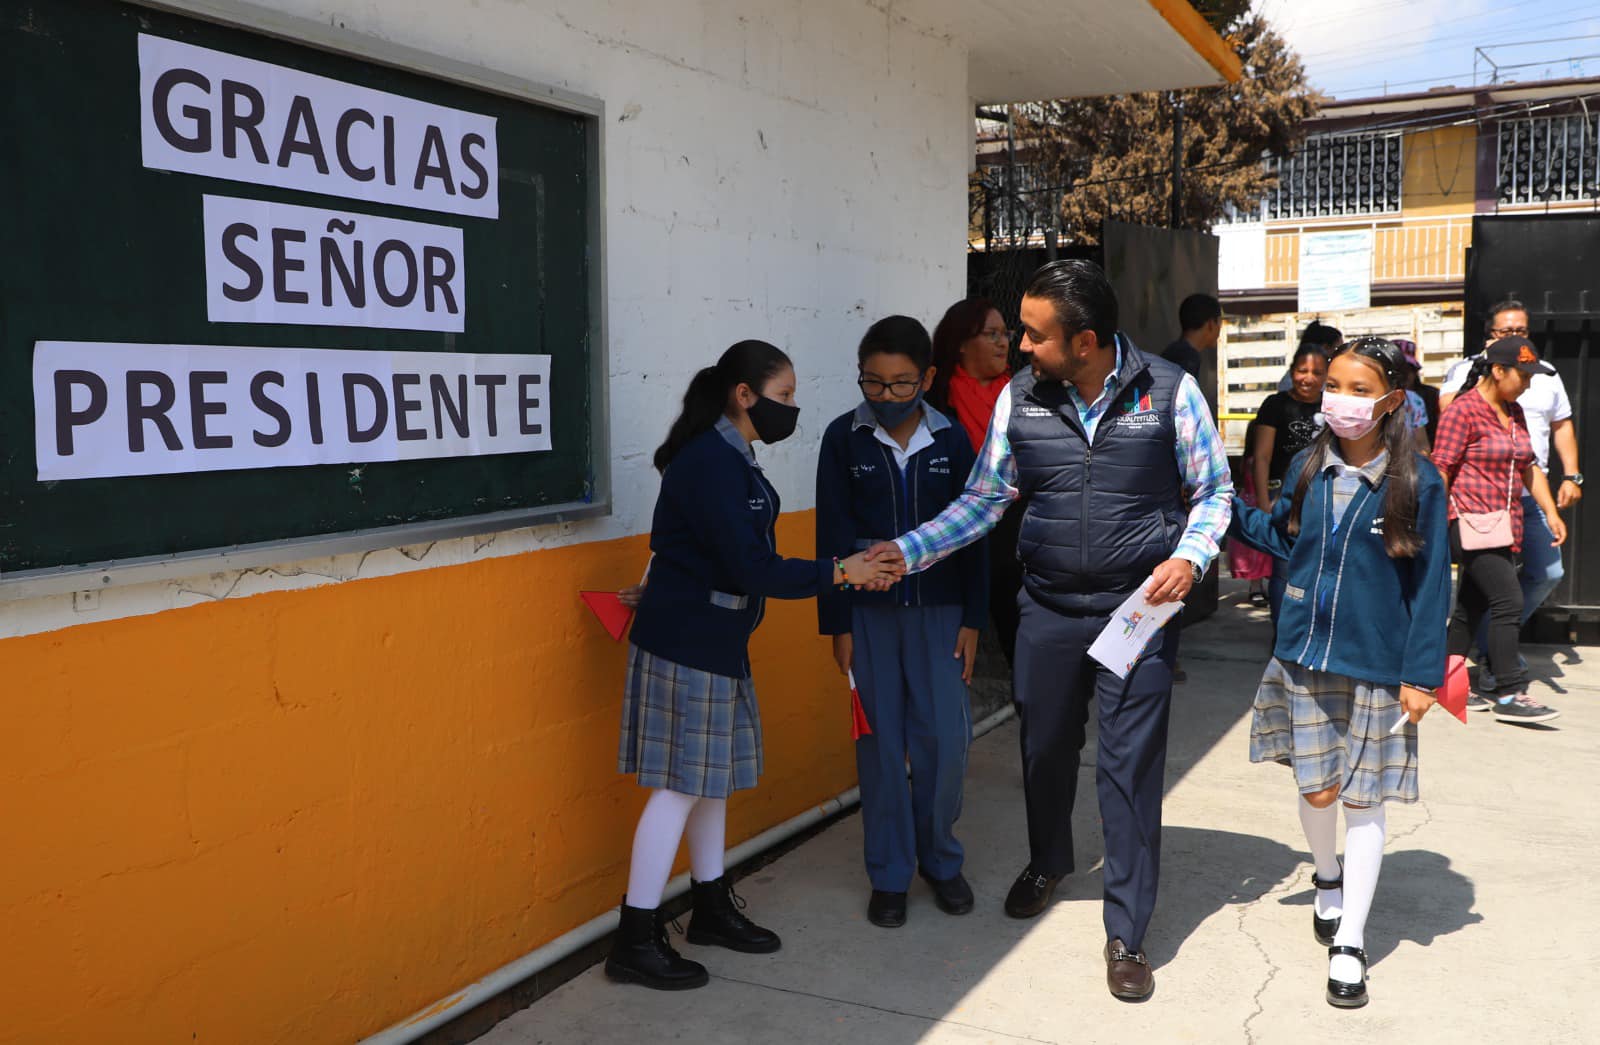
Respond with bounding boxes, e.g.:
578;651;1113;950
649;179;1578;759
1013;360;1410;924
1484;336;1555;375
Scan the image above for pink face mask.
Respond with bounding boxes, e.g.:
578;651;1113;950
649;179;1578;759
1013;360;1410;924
1320;391;1390;439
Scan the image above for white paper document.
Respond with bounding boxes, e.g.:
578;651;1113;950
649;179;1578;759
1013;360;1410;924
1088;581;1184;679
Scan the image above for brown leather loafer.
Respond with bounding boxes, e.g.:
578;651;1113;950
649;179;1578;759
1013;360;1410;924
1104;938;1154;1000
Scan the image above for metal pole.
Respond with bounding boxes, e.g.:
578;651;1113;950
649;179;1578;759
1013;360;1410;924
1006;104;1018;248
1170;93;1184;229
1045;186;1060;261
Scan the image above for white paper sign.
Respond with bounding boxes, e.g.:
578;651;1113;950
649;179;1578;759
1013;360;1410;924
1087;581;1184;679
139;34;499;218
1298;230;1373;312
1216;223;1267;292
203;195;465;332
34;341;549;481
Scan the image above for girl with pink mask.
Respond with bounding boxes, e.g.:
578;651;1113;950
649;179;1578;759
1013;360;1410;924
1230;338;1452;1009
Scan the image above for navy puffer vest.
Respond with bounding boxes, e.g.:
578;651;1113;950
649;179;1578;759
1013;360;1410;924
1008;342;1186;615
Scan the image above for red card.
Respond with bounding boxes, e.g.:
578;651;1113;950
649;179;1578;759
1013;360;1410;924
1438;653;1470;724
579;591;634;642
848;669;873;740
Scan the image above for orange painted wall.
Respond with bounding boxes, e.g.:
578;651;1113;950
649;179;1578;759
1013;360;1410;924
0;511;853;1044
1400;124;1477;216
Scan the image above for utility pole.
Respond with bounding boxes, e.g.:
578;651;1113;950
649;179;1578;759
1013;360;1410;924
1169;93;1184;229
1045;186;1060;260
1005;104;1017;248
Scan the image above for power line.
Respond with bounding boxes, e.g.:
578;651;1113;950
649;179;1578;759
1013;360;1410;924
1304;11;1600;73
1294;1;1600;63
1279;0;1416;35
1335;71;1479;97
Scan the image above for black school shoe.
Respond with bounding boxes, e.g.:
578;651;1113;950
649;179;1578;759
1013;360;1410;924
867;889;908;928
1326;945;1369;1008
919;870;975;915
1003;866;1062;919
1311;867;1343;946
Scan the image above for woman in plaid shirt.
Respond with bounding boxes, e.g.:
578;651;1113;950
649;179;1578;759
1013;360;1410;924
1432;336;1567;725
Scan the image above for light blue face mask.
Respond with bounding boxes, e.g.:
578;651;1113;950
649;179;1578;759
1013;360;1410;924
867;388;925;428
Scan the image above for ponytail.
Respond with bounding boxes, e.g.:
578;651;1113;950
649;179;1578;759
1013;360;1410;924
1456;355;1493;396
653;339;792;472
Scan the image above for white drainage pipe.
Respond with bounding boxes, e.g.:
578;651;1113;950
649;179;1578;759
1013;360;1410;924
358;704;1015;1045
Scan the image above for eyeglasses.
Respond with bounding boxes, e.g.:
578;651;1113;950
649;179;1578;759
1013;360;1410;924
1491;326;1531;338
979;329;1012;345
858;375;924;398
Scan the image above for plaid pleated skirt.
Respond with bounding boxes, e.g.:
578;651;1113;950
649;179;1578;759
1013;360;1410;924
1249;657;1419;806
617;644;763;799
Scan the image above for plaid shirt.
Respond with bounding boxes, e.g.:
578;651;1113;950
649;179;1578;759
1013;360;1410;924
1431;388;1534;552
896;338;1234;575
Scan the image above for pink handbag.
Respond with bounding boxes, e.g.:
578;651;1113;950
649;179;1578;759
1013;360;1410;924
1455;467;1517;551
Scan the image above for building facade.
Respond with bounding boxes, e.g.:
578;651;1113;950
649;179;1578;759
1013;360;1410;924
1216;76;1600;445
0;2;1237;1042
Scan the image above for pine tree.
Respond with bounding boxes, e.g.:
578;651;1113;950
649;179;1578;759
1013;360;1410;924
998;8;1319;244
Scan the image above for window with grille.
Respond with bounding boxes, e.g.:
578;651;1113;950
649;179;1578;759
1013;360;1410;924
1498;113;1600;204
1263;132;1403;219
982;162;1050;241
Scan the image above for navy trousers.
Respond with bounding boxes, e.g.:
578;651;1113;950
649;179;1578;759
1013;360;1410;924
852;604;971;892
1012;588;1178;951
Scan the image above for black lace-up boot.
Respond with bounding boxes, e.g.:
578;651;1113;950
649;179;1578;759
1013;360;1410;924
604;902;709;990
685;875;781;953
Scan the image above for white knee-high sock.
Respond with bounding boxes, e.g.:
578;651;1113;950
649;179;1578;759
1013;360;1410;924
1298;797;1343;920
625;789;698;909
685;797;728;882
1331;803;1387;984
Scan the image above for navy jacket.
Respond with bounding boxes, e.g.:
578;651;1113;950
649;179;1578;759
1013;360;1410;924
1008;346;1187;616
814;403;988;636
631;419;831;678
1231;446;1451;688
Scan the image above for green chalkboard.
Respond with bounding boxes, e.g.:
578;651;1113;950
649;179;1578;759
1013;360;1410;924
0;0;603;580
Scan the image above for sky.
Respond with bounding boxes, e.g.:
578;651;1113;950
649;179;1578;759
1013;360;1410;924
1256;0;1600;99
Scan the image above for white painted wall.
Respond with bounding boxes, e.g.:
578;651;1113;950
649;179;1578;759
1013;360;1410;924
0;0;971;640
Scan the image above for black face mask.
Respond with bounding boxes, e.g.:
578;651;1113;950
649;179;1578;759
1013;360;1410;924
747;395;800;444
866;388;925;429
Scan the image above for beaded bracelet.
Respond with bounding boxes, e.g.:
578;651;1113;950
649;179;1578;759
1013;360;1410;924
833;556;853;590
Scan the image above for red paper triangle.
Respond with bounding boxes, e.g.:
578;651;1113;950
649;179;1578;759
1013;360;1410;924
848;670;873;739
1438;654;1470;724
580;591;634;642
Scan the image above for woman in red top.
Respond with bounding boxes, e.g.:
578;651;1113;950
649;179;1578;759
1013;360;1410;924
930;299;1011;450
929;298;1019;663
1431;336;1566;724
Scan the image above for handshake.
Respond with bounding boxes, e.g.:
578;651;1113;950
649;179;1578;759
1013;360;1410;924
838;541;908;592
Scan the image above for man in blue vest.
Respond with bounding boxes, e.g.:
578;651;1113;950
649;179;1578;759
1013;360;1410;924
867;260;1233;999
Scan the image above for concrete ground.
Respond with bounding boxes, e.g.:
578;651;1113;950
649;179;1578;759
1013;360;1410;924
483;586;1600;1044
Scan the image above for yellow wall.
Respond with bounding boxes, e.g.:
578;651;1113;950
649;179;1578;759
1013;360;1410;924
0;512;853;1044
1400;124;1477;217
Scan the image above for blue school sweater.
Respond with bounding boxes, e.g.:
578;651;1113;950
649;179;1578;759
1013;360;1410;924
814;403;988;637
1231;446;1451;689
630;419;831;678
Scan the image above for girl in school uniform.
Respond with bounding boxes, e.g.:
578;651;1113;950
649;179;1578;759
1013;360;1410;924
815;315;988;929
607;339;900;991
1231;337;1452;1009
